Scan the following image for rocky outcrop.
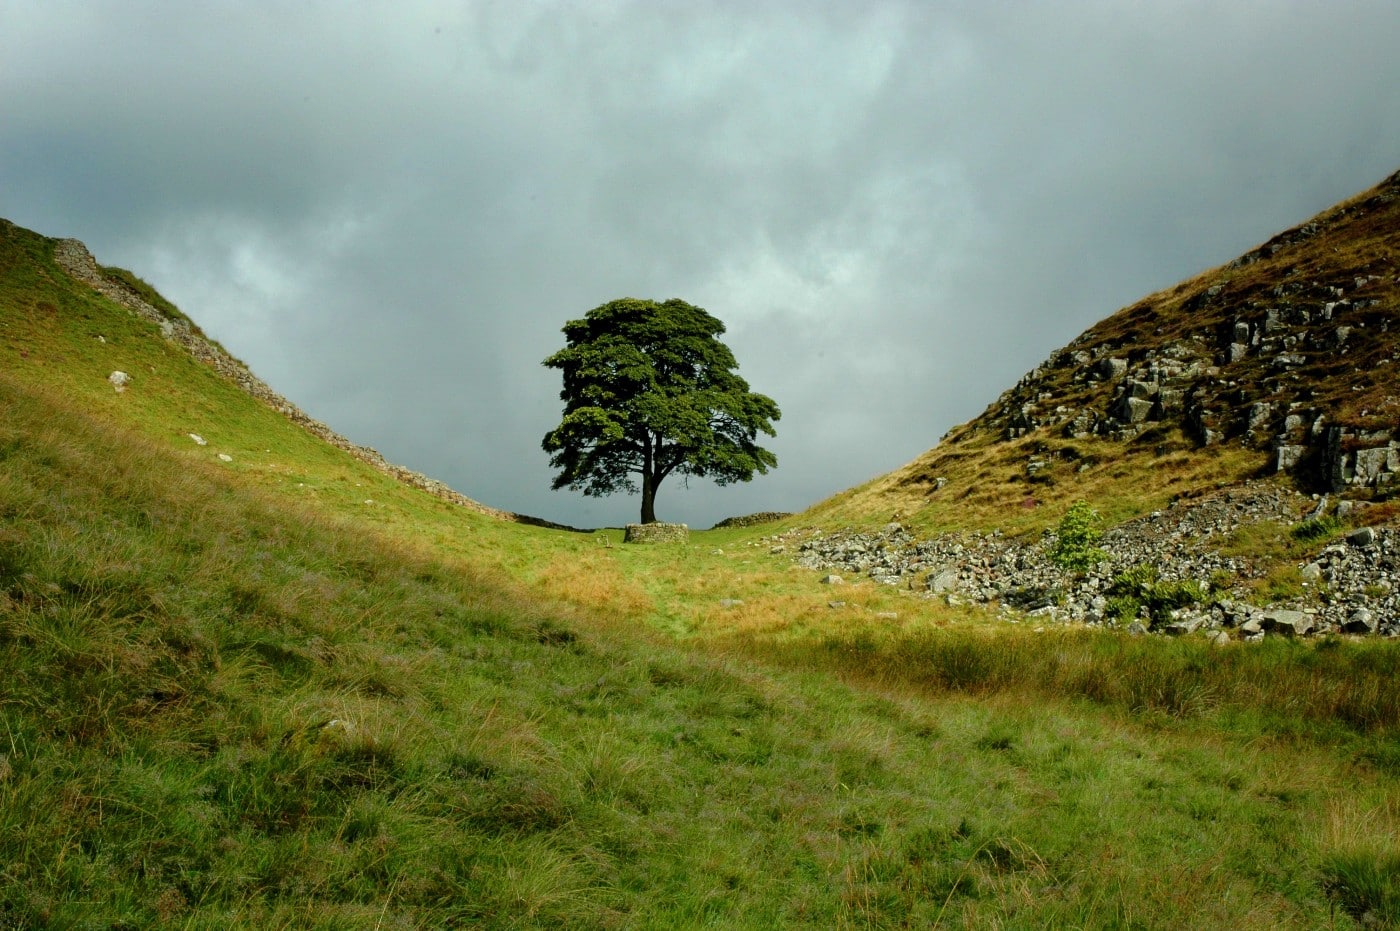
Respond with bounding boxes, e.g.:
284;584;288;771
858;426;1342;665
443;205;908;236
51;238;580;531
933;168;1400;498
769;484;1400;639
985;273;1397;470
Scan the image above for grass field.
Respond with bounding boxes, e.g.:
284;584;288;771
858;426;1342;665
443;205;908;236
3;220;1400;926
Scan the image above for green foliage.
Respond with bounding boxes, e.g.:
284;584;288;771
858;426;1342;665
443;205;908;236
1047;500;1106;572
1105;565;1209;625
1291;514;1344;543
542;298;779;522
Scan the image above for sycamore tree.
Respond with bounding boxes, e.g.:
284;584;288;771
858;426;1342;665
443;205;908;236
542;298;780;524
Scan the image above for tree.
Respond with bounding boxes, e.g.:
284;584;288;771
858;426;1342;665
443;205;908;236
542;298;780;524
1048;500;1107;572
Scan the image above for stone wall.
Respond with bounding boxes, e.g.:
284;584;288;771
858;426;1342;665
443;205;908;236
624;522;689;544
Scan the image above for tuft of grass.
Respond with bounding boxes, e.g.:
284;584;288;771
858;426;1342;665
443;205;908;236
1291;514;1345;544
1321;799;1400;926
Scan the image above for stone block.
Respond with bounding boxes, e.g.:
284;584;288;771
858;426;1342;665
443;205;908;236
1353;447;1390;484
1114;396;1154;424
1261;610;1313;637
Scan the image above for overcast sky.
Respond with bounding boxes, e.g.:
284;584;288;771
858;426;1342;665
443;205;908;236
5;2;1400;528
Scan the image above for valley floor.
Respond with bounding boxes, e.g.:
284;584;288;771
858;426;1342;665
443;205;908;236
2;374;1399;929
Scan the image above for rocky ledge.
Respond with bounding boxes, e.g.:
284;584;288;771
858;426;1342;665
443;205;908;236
764;484;1399;639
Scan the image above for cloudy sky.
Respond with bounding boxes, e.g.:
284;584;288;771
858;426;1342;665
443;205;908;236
5;2;1400;528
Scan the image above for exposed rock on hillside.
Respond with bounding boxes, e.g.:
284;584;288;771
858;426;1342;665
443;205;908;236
772;485;1399;638
901;168;1400;501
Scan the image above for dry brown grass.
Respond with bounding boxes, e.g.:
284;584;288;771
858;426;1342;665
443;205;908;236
530;547;653;617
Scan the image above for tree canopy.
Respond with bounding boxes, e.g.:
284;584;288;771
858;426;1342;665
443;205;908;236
541;298;780;524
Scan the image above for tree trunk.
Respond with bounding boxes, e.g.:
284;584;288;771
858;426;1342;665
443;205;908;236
640;471;658;524
638;473;658;523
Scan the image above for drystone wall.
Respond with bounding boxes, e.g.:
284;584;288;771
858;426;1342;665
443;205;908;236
624;523;689;544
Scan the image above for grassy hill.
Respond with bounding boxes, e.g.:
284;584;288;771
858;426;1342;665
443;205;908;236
3;189;1400;928
812;169;1400;538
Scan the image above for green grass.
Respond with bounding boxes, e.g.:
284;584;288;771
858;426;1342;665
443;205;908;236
6;217;1400;925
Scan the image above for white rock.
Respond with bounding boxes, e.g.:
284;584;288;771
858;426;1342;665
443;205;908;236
188;433;207;446
108;371;131;392
217;453;233;462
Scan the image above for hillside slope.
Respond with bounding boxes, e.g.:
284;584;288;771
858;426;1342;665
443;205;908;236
4;198;1400;926
816;168;1400;534
4;218;577;530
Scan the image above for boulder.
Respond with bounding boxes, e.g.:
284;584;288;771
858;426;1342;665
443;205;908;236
108;371;131;392
1096;357;1128;380
1347;526;1377;547
1162;613;1207;636
1275;446;1306;472
927;568;959;593
1261;610;1313;637
1353;448;1390;485
1342;608;1378;634
1113;396;1154;424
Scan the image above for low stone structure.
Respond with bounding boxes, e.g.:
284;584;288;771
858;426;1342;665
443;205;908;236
624;522;689;544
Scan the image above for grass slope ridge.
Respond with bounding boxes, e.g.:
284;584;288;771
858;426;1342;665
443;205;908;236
24;221;576;531
819;167;1400;534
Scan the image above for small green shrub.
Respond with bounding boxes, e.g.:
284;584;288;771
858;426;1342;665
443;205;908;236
1048;501;1106;573
1291;515;1344;543
1104;594;1142;623
1106;565;1208;625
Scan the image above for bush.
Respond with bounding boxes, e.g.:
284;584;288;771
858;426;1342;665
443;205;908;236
1292;515;1344;543
1106;565;1209;626
1048;501;1106;572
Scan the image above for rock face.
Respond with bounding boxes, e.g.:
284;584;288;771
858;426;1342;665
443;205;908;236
768;484;1400;639
624;522;689;544
896;168;1400;498
48;235;579;532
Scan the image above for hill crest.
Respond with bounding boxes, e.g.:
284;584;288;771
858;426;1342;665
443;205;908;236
830;168;1400;530
20;224;576;531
